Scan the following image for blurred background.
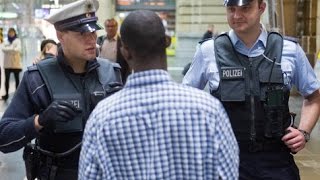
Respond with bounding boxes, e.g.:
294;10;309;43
0;1;320;179
0;0;319;68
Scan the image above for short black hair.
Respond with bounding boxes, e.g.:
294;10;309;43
120;10;166;58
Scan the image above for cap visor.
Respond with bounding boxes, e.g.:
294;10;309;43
70;23;103;33
225;0;252;6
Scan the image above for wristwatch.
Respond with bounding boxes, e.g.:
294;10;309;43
298;129;310;142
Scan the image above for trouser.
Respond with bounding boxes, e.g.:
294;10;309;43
24;148;78;180
239;151;300;180
38;166;78;180
4;68;21;97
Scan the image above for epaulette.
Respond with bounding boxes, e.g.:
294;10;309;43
283;35;299;43
198;37;212;44
112;61;121;69
27;64;38;71
97;57;121;69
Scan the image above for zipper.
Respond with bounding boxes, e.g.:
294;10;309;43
248;58;256;142
81;77;90;121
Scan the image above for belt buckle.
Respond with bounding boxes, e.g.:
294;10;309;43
249;141;263;152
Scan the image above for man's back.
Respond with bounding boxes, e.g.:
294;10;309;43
79;70;239;180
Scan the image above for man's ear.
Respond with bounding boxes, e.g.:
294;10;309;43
259;2;266;14
56;31;64;43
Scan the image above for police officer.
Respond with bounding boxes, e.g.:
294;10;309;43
0;0;122;179
183;0;320;179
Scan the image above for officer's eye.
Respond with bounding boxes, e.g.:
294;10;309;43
227;7;236;13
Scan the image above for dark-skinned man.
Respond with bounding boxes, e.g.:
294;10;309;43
79;10;239;180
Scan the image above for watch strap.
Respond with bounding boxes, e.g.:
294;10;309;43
298;129;310;142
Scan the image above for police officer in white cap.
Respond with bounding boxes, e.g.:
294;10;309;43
0;0;122;179
183;0;320;179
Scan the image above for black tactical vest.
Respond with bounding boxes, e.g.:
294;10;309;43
212;32;291;142
37;58;121;133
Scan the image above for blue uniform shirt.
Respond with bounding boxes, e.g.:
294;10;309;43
79;69;239;180
183;27;320;97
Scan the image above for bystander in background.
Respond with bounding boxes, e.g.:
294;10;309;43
33;39;58;64
97;18;130;83
1;27;22;101
202;24;219;40
182;24;220;76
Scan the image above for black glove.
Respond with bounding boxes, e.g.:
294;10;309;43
38;100;81;128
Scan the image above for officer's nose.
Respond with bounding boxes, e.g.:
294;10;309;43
233;9;243;19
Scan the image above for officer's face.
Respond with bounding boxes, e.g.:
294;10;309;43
58;31;97;62
226;0;265;36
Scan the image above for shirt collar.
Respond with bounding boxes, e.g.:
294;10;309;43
125;69;172;88
106;34;117;41
228;24;268;48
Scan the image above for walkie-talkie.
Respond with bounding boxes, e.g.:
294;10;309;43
265;57;283;106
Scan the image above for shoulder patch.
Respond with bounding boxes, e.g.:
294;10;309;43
198;38;212;44
112;62;121;69
283;36;298;43
97;57;121;69
27;65;38;71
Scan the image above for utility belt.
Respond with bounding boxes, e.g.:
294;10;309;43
23;141;81;180
38;142;81;167
238;140;289;153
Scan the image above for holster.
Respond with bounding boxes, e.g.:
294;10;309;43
23;143;40;180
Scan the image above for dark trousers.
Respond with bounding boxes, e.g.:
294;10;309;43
3;68;21;97
38;167;78;180
36;154;78;180
239;151;300;180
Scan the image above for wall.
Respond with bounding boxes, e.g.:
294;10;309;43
175;0;228;61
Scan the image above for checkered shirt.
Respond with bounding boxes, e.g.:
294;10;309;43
79;69;239;180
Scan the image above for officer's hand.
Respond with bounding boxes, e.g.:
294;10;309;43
38;100;81;128
281;127;306;153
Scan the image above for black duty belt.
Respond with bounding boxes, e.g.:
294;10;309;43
38;142;82;169
238;140;289;153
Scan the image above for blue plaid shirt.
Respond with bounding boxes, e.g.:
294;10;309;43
79;69;239;180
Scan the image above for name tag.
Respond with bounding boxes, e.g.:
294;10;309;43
221;67;244;79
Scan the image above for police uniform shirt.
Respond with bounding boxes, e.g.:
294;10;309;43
182;25;320;97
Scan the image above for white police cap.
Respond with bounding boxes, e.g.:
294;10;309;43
45;0;102;33
224;0;253;6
